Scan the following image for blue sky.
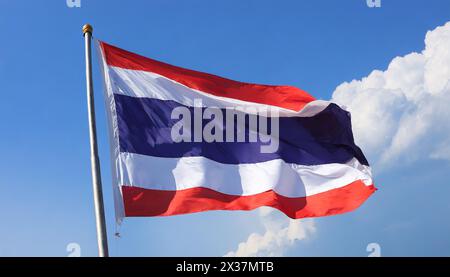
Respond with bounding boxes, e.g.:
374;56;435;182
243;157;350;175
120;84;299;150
1;0;450;256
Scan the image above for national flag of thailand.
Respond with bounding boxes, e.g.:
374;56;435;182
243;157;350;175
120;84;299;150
97;41;375;223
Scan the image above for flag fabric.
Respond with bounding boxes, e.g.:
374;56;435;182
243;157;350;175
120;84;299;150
97;41;375;223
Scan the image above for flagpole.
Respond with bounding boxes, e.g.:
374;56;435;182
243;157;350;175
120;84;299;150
83;24;109;257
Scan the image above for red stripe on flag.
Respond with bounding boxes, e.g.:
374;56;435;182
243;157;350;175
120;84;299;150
122;181;376;219
99;41;316;111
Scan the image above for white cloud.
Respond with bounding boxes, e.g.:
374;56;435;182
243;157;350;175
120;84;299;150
226;21;450;257
224;207;316;257
332;21;450;167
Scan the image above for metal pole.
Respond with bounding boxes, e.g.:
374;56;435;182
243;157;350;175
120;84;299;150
83;24;109;257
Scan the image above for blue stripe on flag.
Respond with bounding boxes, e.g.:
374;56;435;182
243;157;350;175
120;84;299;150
114;94;369;166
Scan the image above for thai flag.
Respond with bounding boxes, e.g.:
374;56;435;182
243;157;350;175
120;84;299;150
97;41;375;223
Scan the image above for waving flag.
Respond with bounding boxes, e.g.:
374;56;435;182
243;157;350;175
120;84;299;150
97;41;375;223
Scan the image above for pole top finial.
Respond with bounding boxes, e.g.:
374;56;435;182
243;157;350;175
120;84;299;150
83;24;93;35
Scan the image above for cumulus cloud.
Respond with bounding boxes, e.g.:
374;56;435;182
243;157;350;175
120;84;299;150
227;21;450;257
332;21;450;167
224;208;316;257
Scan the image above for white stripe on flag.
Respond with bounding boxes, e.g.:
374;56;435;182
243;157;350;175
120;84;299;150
118;152;372;197
107;65;332;117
